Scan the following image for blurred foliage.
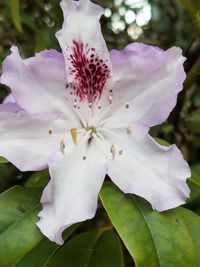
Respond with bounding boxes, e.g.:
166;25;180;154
0;0;200;266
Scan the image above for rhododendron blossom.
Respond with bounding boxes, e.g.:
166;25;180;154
0;0;190;245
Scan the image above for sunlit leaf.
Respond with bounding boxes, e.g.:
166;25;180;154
100;182;197;267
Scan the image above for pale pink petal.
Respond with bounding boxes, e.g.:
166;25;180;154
0;93;22;112
0;111;64;171
0;102;22;113
101;123;190;211
35;49;63;60
106;43;186;127
56;0;111;102
37;141;107;245
0;47;68;114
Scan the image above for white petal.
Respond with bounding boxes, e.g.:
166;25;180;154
104;43;186;127
56;0;111;102
0;111;63;171
37;140;107;244
101;123;190;211
1;47;69;114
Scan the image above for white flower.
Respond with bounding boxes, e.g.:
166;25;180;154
0;0;190;245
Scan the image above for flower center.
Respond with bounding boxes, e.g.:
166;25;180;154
86;126;96;137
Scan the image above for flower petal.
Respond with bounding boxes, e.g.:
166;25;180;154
102;123;190;211
107;43;186;127
0;111;63;171
0;93;22;112
1;47;68;114
56;0;111;102
37;140;107;245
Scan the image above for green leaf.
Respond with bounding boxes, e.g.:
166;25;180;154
153;137;170;146
25;170;49;188
0;164;14;194
100;182;196;267
0;206;43;266
16;224;79;267
186;165;200;208
0;186;43;265
178;208;200;267
46;229;124;267
0;157;8;163
0;186;42;234
9;0;23;33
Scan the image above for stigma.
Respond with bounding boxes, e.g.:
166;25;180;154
86;126;96;137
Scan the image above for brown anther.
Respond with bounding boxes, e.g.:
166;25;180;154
125;103;130;109
60;140;65;153
48;128;53;135
119;150;123;155
98;105;101;109
88;102;93;109
83;156;87;160
126;125;132;135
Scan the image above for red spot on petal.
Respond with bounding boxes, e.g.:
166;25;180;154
68;40;110;103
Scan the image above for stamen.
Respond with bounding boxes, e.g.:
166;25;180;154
71;128;78;145
83;156;87;160
110;144;116;160
119;150;123;155
108;95;113;105
95;104;112;126
126;125;132;135
60;140;65;153
73;100;77;109
125;103;130;109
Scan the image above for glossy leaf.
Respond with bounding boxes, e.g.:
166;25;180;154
0;186;42;234
46;229;124;267
0;206;43;266
100;182;196;267
16;224;79;267
9;0;23;33
25;170;49;188
186;165;200;208
178;208;200;267
0;164;14;194
0;186;43;265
